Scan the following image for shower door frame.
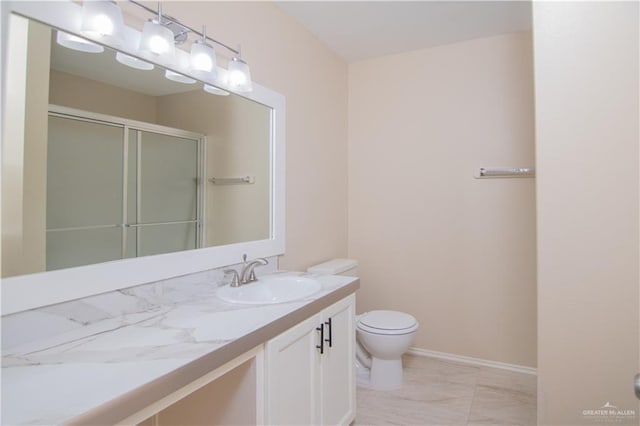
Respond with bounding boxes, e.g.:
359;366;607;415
47;104;206;264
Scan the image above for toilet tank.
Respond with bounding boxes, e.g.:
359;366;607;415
307;258;358;277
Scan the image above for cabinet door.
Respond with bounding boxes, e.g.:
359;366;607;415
265;313;322;425
321;294;356;426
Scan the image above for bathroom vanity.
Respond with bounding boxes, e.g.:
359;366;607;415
0;2;359;424
2;271;359;425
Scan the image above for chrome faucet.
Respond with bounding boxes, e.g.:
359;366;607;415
240;254;268;284
224;255;269;287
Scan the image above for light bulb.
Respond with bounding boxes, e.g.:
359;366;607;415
139;21;175;58
149;35;169;54
204;85;229;96
190;41;216;73
229;68;247;85
56;31;104;53
165;70;196;84
115;52;154;71
80;1;124;45
227;57;252;92
90;14;113;35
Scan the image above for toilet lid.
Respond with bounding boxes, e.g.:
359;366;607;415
358;310;417;331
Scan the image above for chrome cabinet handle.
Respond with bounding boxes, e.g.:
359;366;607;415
635;373;640;400
316;324;324;354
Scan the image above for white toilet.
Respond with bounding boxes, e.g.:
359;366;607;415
307;259;419;391
356;310;418;390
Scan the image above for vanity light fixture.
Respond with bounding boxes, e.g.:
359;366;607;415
80;0;124;46
163;48;195;83
139;3;175;58
165;70;196;84
139;22;175;58
190;26;217;74
56;0;254;92
203;67;230;95
128;0;253;92
56;31;104;53
227;52;252;93
204;84;230;96
115;52;154;70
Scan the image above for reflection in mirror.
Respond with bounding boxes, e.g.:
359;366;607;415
1;15;272;278
46;111;203;271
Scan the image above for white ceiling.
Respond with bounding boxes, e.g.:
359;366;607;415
275;1;532;62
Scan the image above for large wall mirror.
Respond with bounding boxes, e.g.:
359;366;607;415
1;2;285;314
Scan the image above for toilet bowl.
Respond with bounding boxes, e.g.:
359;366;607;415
356;310;418;390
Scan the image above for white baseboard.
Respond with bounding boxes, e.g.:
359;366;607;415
407;347;537;375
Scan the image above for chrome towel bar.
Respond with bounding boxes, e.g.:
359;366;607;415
475;167;535;179
208;176;255;185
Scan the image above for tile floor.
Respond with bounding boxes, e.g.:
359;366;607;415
355;354;537;426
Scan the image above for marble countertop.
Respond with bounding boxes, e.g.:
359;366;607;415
1;271;359;425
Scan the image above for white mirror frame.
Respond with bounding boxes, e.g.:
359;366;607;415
0;1;286;315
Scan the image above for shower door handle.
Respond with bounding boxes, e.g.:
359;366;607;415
125;220;198;227
635;373;640;400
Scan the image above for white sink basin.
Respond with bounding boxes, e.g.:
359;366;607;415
216;276;322;305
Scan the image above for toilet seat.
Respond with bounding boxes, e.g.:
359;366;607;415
357;310;418;335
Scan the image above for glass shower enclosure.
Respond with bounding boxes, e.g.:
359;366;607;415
46;107;204;271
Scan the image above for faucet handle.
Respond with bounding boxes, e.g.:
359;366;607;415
224;269;240;287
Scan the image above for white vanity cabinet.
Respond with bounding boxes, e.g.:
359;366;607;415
129;293;356;426
319;294;356;425
264;294;356;425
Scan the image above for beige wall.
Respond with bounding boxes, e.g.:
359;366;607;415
348;33;536;367
156;90;270;247
49;69;157;123
2;17;50;277
534;2;639;424
154;2;349;270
